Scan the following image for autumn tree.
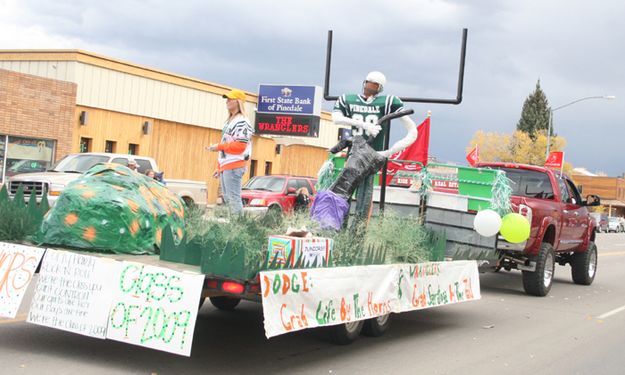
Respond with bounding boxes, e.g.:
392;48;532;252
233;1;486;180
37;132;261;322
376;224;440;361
466;130;572;175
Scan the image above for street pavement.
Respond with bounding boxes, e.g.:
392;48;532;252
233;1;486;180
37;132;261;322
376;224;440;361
1;233;624;375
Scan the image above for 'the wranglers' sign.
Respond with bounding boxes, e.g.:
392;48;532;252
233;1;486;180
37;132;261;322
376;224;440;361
255;84;322;138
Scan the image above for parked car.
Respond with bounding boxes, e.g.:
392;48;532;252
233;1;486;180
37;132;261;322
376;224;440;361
607;217;622;233
241;175;317;214
589;213;609;233
7;152;208;207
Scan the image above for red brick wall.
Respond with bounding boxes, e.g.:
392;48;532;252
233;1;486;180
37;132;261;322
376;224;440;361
0;68;77;160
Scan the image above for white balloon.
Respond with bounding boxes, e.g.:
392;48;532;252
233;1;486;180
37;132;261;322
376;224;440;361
473;209;502;237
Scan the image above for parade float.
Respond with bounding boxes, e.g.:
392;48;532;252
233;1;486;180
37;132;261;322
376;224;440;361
0;28;535;356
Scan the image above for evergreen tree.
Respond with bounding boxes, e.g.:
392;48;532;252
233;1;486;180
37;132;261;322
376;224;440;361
516;80;551;139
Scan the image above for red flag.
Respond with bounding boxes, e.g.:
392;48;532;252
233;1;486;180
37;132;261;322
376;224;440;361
466;144;479;166
384;117;430;185
545;151;564;169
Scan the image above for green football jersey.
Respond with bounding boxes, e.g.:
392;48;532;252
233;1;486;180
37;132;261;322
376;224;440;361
333;93;404;151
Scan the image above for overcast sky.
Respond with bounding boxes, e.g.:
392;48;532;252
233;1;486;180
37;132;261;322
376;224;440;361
2;0;624;175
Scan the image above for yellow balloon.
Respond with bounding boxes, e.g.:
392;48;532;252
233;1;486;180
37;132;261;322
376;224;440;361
500;213;531;243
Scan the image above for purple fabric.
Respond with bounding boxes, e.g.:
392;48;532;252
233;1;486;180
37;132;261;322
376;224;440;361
310;190;350;231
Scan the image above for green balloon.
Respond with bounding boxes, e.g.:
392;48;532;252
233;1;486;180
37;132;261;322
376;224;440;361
500;213;531;243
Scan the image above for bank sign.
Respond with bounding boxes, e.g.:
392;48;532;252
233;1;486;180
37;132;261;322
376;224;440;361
255;84;322;138
257;85;322;116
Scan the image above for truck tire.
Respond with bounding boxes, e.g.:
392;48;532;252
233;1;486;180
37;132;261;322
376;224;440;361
330;321;364;345
362;314;391;337
571;242;598;285
522;243;555;297
209;296;241;311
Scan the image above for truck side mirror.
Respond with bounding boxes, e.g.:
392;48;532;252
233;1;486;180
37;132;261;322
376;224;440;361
578;185;583;194
287;187;297;195
585;194;600;206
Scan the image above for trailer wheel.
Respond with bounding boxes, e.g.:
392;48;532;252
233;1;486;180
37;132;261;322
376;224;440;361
571;242;597;285
362;314;391;337
522;242;555;297
330;321;364;345
210;296;241;311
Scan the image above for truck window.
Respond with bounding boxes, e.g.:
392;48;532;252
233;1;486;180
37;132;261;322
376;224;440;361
287;179;299;192
564;178;582;205
494;168;555;199
294;179;311;194
111;157;128;166
135;159;152;174
50;154;109;173
557;177;571;203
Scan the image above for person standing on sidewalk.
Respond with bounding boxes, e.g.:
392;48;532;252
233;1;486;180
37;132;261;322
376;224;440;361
207;89;253;214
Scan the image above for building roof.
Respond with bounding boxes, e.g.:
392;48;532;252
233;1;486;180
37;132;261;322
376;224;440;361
601;199;625;208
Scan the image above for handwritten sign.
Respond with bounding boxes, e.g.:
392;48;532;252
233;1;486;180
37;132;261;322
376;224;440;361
27;249;121;338
105;262;204;357
0;242;45;318
260;260;480;338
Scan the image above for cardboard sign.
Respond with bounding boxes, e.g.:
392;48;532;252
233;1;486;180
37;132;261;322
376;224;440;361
260;261;480;338
0;242;45;318
105;262;204;357
27;249;121;338
267;236;333;267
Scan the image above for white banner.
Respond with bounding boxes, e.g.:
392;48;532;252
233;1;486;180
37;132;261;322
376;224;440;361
260;260;480;338
0;242;46;318
27;249;121;339
105;262;204;357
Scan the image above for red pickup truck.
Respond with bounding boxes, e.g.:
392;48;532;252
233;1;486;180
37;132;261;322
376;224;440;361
478;163;601;296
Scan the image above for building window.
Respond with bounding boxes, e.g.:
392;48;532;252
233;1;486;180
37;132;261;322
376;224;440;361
249;159;257;178
105;140;117;153
264;161;272;175
128;143;139;155
4;136;56;179
80;137;92;153
0;135;6;183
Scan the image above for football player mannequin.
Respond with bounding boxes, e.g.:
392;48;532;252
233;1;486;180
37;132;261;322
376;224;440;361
332;71;418;222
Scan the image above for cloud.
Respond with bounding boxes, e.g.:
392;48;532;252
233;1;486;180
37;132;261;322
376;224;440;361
2;0;624;175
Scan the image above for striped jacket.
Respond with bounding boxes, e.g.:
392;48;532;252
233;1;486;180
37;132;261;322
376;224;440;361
217;114;254;171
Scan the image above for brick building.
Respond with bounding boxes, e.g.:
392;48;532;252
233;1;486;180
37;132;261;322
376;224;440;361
0;50;347;202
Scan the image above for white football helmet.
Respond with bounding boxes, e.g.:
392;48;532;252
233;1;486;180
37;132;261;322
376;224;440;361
364;71;386;93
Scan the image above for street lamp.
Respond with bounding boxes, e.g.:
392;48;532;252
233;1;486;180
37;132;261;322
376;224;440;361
546;95;616;158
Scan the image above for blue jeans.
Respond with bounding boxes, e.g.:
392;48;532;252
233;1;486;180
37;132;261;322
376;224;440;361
220;167;245;214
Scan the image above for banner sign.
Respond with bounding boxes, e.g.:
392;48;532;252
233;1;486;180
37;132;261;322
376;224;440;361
257;85;322;116
27;249;121;339
105;262;204;357
260;260;480;338
0;242;45;318
545;151;564;169
432;179;459;194
255;113;320;138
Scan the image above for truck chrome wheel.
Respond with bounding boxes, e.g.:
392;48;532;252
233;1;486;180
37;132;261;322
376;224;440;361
589;248;597;279
544;252;554;288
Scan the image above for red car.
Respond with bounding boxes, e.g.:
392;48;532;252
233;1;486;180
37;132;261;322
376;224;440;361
241;175;317;214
